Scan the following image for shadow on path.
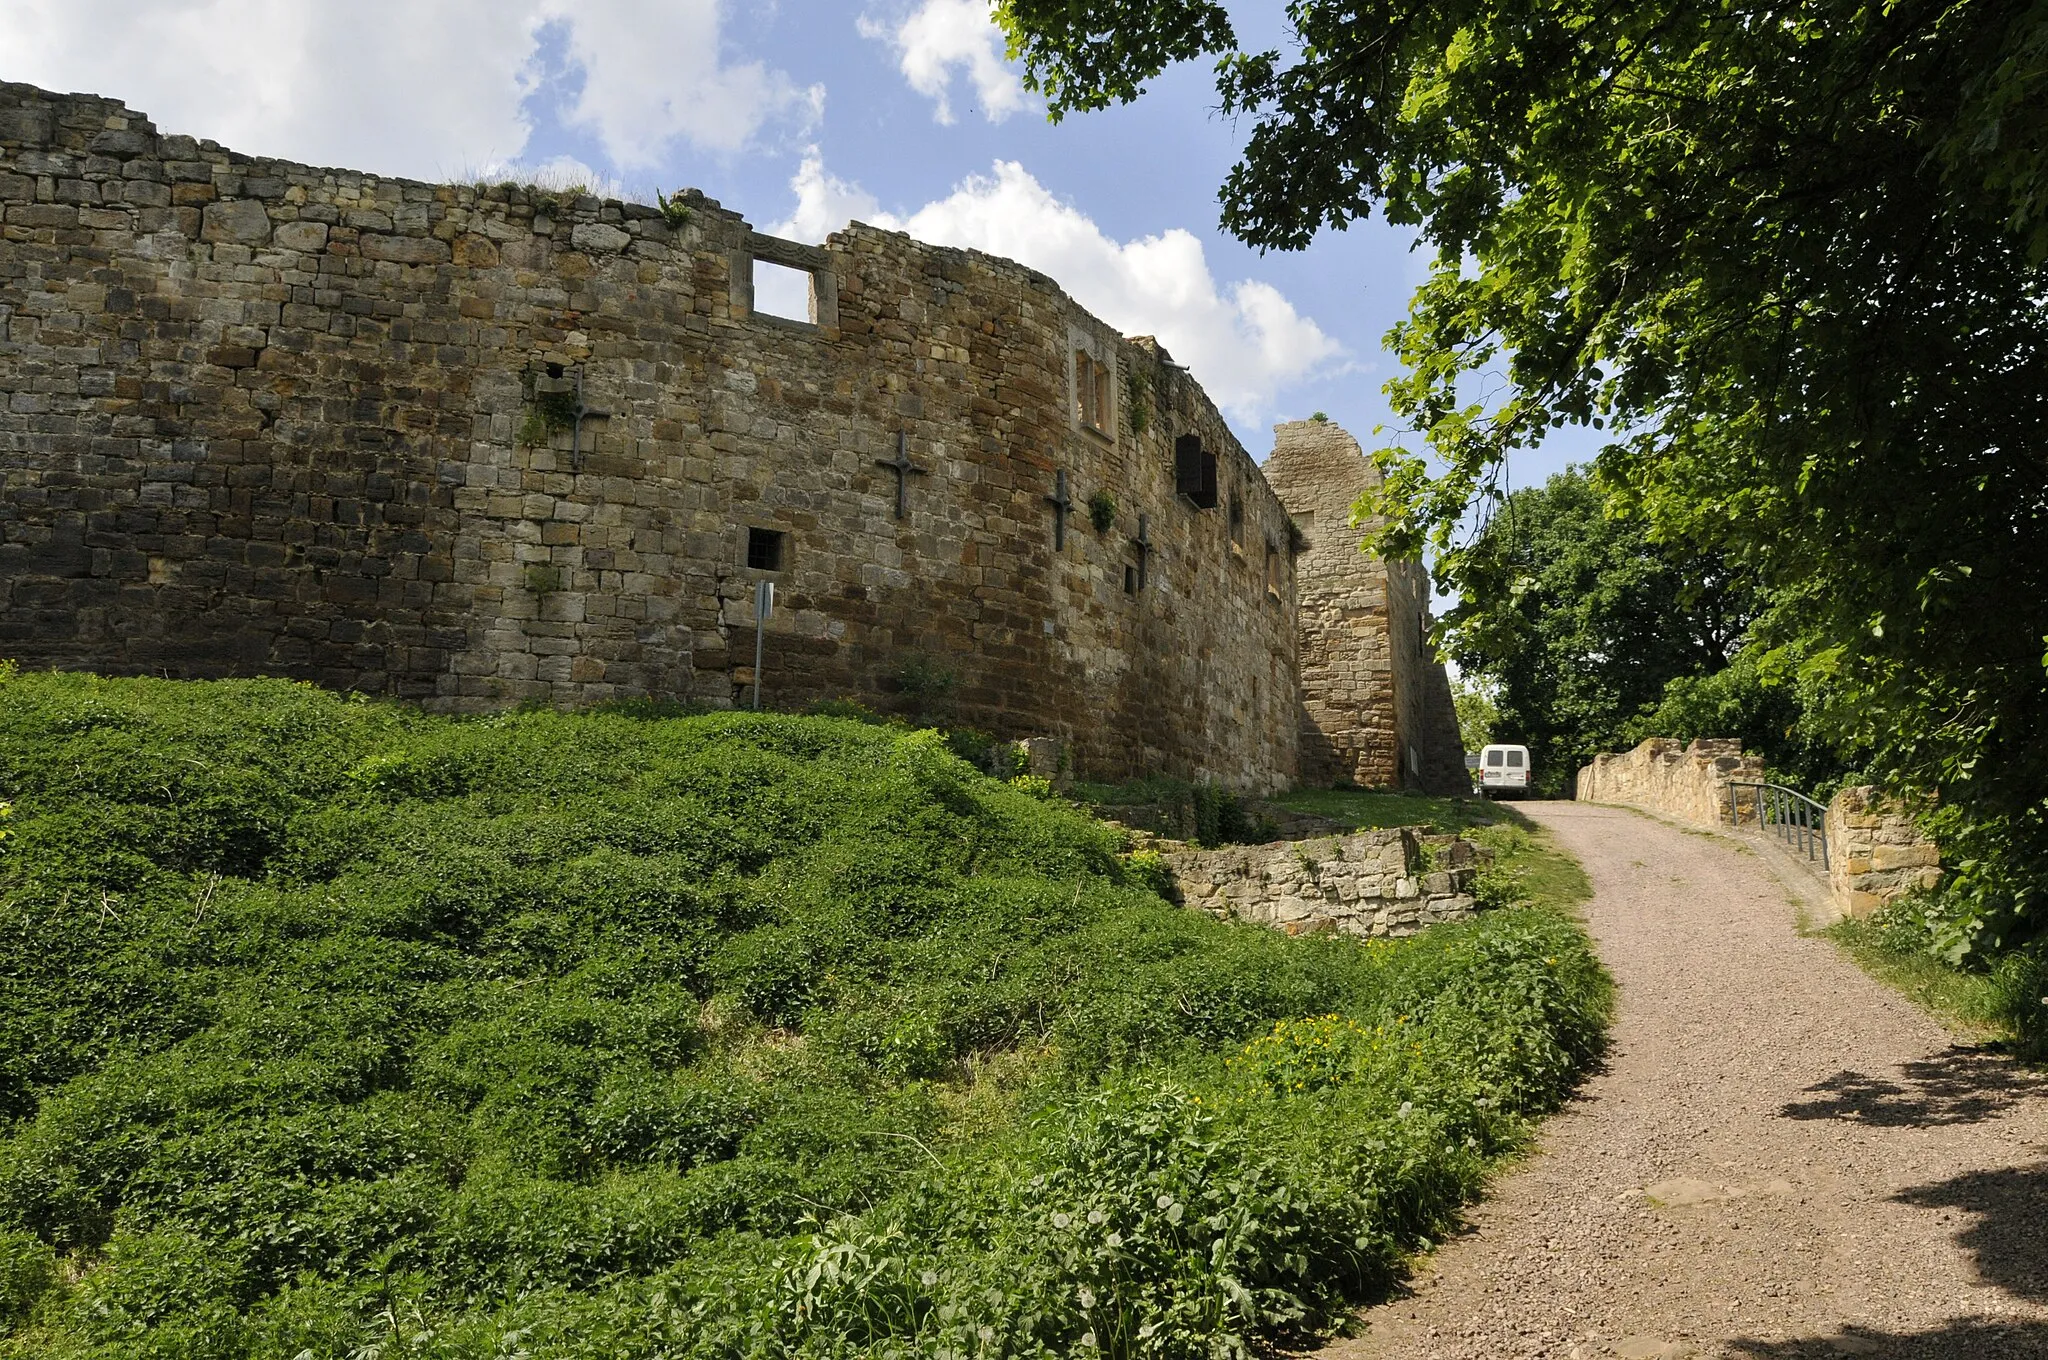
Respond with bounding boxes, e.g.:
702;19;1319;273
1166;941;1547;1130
1727;1320;2048;1358
1778;1047;2044;1127
1728;1161;2048;1358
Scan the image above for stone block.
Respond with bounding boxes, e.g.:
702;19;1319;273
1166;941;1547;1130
201;198;271;244
359;233;451;264
571;222;631;253
1871;843;1938;871
274;220;329;252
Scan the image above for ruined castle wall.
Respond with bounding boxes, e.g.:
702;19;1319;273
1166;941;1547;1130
0;84;1299;788
1262;420;1464;792
1383;556;1473;795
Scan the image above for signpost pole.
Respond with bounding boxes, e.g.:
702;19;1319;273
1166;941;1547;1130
752;580;773;711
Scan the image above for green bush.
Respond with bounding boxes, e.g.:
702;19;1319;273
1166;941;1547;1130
0;1228;56;1333
0;671;1609;1358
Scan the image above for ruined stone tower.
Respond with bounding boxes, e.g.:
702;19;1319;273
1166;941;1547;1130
1264;420;1467;794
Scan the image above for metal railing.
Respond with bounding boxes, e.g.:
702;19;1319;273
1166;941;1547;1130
1726;781;1829;870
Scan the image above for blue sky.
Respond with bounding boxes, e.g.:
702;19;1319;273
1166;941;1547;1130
3;0;1595;513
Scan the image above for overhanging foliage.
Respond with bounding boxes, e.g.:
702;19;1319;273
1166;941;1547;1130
1001;0;2048;942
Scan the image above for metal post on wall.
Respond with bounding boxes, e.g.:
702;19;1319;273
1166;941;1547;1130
752;580;773;711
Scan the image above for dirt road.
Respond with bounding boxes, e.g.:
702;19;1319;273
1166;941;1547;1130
1332;800;2048;1359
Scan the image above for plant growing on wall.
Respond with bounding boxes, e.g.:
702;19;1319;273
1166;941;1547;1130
521;564;565;594
1123;364;1152;434
526;182;588;219
655;189;692;228
1088;490;1117;534
517;385;580;448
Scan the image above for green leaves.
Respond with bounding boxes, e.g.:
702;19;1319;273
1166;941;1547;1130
1002;0;2048;933
995;0;1236;120
0;674;1610;1356
1438;468;1764;793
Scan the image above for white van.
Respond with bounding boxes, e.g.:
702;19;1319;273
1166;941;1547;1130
1477;744;1531;797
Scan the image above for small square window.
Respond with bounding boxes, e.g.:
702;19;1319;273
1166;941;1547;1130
747;527;786;572
1506;750;1524;768
752;259;814;324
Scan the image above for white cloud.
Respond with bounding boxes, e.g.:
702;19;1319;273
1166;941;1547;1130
769;148;884;242
540;0;823;168
0;0;813;181
0;0;541;180
774;156;1345;421
859;0;1028;125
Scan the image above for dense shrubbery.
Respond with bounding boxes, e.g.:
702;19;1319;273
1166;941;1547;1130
0;672;1609;1358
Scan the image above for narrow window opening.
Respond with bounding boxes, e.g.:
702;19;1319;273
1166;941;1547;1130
746;527;786;572
1075;350;1110;434
752;259;814;324
1228;492;1245;550
1175;434;1219;508
1123;563;1136;595
1264;540;1281;599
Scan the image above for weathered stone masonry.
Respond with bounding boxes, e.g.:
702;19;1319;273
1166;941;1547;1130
0;83;1466;794
0;83;1316;787
1263;420;1466;794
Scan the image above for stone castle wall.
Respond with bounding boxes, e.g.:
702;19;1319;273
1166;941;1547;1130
1263;420;1465;792
0;83;1301;788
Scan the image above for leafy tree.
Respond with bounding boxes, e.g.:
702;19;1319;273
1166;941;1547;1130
1443;470;1759;794
1624;643;1850;795
1450;675;1498;757
999;0;2048;944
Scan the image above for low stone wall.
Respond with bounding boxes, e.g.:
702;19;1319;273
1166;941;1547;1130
1825;786;1942;919
1576;738;1764;825
1163;830;1481;939
1578;738;1945;920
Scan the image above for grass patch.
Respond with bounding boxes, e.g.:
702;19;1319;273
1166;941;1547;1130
1827;919;2012;1041
1467;823;1594;917
1269;787;1516;837
0;672;1611;1359
1826;897;2048;1056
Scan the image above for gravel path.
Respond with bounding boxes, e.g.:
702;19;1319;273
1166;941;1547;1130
1329;800;2048;1360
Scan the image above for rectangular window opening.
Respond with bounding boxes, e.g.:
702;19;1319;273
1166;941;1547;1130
1506;750;1525;768
1264;540;1281;599
752;259;815;324
1228;492;1245;549
1486;750;1505;767
1176;434;1219;509
1123;563;1136;595
746;526;786;572
1075;350;1111;434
